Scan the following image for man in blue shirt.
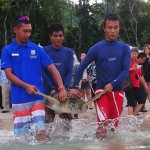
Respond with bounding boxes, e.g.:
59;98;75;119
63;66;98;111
42;22;73;123
1;16;67;141
1;70;10;113
70;13;131;138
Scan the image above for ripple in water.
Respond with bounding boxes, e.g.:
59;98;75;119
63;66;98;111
0;115;149;148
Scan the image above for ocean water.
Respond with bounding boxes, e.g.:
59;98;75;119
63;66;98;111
0;115;150;150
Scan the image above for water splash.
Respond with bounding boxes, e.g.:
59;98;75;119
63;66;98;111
0;115;149;148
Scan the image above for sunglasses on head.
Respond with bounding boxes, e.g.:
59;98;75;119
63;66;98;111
18;16;29;21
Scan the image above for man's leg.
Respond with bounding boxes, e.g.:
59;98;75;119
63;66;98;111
12;102;32;137
1;82;10;113
45;106;55;123
133;104;144;116
109;91;124;127
95;89;109;138
31;100;48;141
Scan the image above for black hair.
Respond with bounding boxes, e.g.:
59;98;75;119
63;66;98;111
14;16;31;28
103;13;121;27
131;47;139;54
137;52;147;59
49;22;64;36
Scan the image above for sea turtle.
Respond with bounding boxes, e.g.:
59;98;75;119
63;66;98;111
39;90;104;115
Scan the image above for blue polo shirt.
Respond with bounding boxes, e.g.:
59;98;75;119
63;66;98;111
1;39;53;104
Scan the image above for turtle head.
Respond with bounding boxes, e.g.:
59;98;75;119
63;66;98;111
44;99;51;106
67;98;79;110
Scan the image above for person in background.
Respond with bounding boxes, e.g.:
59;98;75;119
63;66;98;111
87;61;97;98
126;48;149;116
78;52;93;109
70;13;131;138
1;70;11;113
42;22;73;123
1;16;67;141
141;44;150;112
69;50;80;89
69;50;80;119
0;59;3;109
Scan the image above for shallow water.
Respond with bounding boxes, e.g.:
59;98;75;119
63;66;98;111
0;116;150;150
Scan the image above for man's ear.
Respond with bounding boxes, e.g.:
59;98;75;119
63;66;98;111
49;35;52;40
13;27;17;34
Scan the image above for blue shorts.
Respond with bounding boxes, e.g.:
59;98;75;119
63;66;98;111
12;100;45;136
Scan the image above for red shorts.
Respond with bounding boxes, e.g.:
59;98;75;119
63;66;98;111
95;89;124;127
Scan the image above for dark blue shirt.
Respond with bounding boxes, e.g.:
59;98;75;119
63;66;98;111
73;40;131;91
42;45;73;94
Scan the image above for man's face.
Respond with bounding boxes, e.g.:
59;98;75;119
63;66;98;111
80;53;86;61
144;46;150;56
104;20;120;41
50;31;64;49
138;57;146;64
14;23;32;44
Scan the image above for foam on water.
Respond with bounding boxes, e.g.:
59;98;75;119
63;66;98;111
0;115;150;149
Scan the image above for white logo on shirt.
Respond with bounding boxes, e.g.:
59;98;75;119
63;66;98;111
108;58;116;61
12;53;19;56
30;50;37;58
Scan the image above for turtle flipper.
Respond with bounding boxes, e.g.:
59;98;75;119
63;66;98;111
91;90;105;102
39;92;60;105
85;91;105;106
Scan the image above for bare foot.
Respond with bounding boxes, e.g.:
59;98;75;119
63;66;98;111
36;130;48;141
96;128;107;139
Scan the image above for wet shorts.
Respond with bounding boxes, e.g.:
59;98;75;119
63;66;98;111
95;89;124;127
12;100;45;136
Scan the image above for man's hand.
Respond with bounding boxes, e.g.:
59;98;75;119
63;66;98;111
70;89;81;99
25;84;39;94
50;90;56;95
104;83;113;93
58;88;67;101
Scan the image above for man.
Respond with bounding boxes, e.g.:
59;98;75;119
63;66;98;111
1;70;10;113
70;13;131;138
1;16;67;141
42;22;73;123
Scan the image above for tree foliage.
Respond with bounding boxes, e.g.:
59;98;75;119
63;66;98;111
0;0;150;54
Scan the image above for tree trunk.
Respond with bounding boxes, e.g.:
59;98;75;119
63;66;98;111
128;0;139;47
122;22;131;45
4;10;10;46
78;0;82;51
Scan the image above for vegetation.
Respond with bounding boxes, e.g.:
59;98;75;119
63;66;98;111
0;0;150;55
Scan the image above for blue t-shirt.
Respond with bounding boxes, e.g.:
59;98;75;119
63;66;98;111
1;39;53;104
73;40;131;91
42;45;73;94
